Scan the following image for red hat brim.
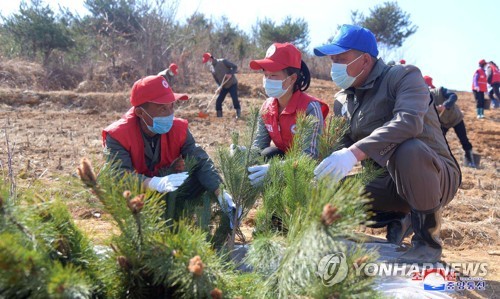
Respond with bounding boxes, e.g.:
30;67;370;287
249;59;289;72
142;92;189;105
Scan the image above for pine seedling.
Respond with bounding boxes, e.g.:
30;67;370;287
215;106;263;251
77;158;237;298
256;178;379;298
317;115;349;161
245;113;381;298
0;179;104;298
256;113;319;234
145;219;234;299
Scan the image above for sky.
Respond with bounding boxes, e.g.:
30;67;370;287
1;0;498;91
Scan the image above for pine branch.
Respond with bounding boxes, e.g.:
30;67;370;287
318;115;349;160
215;107;263;251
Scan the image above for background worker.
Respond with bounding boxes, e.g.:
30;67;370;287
424;75;476;168
244;42;329;186
486;60;500;108
472;59;488;119
157;63;178;86
202;52;241;118
313;24;461;263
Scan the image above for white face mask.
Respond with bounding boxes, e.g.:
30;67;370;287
263;75;292;98
330;54;365;89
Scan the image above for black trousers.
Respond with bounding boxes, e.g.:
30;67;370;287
215;83;240;111
442;121;473;152
473;90;485;108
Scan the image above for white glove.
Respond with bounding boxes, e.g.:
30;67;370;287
229;144;247;156
314;148;357;181
217;191;242;229
148;172;189;193
247;164;270;186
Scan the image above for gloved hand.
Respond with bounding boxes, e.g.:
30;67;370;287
229;144;247;156
314;148;358;181
217;191;243;229
247;164;270;186
148;172;189;193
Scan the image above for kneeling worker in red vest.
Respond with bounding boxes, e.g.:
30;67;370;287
242;42;329;186
102;75;235;223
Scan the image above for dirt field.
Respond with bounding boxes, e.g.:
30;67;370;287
0;71;498;298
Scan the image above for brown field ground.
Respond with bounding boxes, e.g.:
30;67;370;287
0;68;498;298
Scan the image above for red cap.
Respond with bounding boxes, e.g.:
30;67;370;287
399;59;406;64
130;75;188;107
169;63;178;75
249;43;302;72
423;76;435;88
202;52;212;63
479;59;486;66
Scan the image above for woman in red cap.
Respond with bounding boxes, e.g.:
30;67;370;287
244;42;329;186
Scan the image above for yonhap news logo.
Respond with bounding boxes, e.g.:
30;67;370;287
316;252;349;286
316;252;489;291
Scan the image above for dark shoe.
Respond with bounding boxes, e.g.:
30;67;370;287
366;211;411;245
464;149;476;168
386;213;413;245
235;109;241;119
396;210;442;263
216;110;223;118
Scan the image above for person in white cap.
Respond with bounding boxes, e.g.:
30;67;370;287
313;24;461;263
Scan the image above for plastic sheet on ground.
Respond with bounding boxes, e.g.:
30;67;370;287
233;235;461;298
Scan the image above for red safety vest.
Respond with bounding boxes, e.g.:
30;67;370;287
260;91;329;153
472;68;488;92
102;107;188;177
489;63;500;84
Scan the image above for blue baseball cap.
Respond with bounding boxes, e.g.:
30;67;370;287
314;24;379;58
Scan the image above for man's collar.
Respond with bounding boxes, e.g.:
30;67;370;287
356;58;387;90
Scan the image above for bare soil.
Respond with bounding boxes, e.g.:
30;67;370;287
0;70;498;298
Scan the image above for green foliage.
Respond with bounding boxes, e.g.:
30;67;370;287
254;16;310;51
84;0;141;38
248;170;380;298
351;1;417;49
216;107;264;249
79;160;237;298
2;0;75;64
0;180;104;298
318;115;350;161
243;113;381;298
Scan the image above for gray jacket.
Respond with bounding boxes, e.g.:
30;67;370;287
334;59;460;174
209;58;238;88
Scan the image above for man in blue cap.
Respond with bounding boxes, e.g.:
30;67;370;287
313;24;461;263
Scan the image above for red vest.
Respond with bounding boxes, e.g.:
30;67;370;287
489;63;500;83
260;91;329;153
472;68;487;92
102;107;188;177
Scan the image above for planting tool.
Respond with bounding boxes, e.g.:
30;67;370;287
198;76;230;118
